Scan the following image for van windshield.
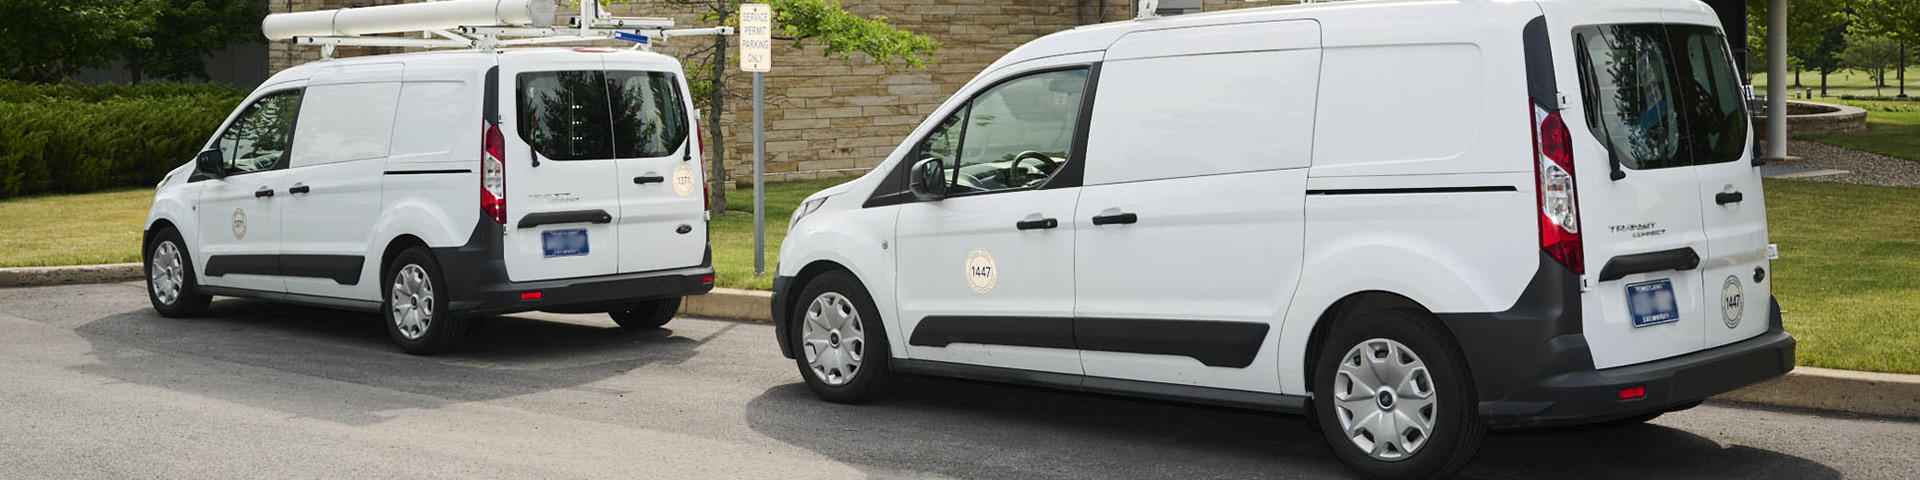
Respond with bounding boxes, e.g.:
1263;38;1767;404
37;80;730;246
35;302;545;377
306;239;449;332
1574;24;1748;170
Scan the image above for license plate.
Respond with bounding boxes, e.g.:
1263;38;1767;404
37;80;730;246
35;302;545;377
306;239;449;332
542;229;589;258
1626;279;1680;327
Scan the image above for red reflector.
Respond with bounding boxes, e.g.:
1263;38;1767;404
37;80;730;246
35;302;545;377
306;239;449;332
520;291;542;300
1618;386;1645;400
700;275;715;284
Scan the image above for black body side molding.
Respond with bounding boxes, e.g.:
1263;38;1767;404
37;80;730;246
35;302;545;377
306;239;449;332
204;254;364;285
908;316;1269;368
1597;247;1701;282
517;210;613;229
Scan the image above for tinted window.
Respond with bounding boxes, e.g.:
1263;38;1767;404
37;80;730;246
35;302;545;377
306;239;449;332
518;71;613;161
292;82;401;168
218;89;303;175
942;69;1087;194
607;71;689;158
1576;24;1748;170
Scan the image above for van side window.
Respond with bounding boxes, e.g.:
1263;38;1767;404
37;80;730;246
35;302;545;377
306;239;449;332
216;89;304;175
518;71;614;160
942;69;1087;194
291;82;402;168
607;71;689;158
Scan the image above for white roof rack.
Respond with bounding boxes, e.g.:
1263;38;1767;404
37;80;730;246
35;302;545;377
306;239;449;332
264;0;732;59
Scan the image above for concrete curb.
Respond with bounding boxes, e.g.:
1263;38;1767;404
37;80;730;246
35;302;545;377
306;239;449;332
1712;366;1920;419
7;265;1918;419
0;263;143;288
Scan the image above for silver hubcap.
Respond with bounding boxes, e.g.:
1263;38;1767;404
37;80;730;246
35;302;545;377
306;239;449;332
1334;338;1438;461
801;292;864;386
390;264;434;340
149;241;185;305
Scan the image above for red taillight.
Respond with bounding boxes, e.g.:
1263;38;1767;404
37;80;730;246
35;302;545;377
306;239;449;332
481;122;507;224
1618;386;1645;400
1532;100;1582;274
699;275;715;284
520;291;542;300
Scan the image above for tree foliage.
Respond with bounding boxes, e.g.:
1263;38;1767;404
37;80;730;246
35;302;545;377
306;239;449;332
1840;33;1904;89
122;0;266;82
0;0;154;82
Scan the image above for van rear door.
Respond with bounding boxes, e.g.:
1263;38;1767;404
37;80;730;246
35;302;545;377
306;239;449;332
1568;22;1713;369
602;66;707;274
501;53;623;282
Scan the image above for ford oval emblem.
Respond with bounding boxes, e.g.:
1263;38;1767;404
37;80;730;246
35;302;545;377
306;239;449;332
676;224;693;234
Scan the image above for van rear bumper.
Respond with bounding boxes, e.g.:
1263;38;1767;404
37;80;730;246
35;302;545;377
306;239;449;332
429;219;714;316
1462;299;1795;428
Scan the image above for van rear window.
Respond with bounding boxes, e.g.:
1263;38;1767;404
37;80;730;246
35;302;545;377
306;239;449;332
1574;24;1749;170
516;70;688;161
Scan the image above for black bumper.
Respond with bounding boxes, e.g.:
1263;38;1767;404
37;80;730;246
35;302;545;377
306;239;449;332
772;275;796;358
430;219;714;316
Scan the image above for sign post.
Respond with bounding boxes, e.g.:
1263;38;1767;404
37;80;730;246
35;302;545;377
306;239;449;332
741;3;772;276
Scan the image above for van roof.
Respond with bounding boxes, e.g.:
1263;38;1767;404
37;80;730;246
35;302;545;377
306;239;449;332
260;46;682;89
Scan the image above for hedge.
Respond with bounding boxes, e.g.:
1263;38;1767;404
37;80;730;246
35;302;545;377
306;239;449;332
0;80;245;199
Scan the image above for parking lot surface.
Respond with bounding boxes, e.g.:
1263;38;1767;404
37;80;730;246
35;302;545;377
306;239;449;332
1;282;1913;479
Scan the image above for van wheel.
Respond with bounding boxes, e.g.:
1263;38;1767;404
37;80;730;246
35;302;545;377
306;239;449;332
609;297;680;329
383;247;468;355
791;270;896;403
1313;309;1484;480
145;228;211;317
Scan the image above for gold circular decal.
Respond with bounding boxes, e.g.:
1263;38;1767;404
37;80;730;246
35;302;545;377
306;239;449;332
673;164;695;197
965;249;997;294
230;208;247;240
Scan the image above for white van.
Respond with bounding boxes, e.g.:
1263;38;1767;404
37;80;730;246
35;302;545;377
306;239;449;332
143;47;715;354
770;0;1794;477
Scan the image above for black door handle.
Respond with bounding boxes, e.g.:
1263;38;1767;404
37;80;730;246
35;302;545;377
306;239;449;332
1016;218;1058;230
1715;191;1744;205
634;175;665;185
288;185;310;195
254;188;274;198
1091;212;1137;226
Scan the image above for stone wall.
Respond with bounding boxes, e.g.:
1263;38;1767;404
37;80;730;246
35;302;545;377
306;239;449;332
265;0;1301;185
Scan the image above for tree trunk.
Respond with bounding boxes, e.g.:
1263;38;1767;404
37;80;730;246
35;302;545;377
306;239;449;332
1792;65;1802;88
1900;42;1908;99
1821;71;1829;98
708;33;729;216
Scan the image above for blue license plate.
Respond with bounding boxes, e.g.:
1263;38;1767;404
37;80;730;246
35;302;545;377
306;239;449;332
1626;279;1680;327
542;228;589;258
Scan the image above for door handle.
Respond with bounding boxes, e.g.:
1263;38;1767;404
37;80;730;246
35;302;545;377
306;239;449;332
1091;212;1137;226
254;188;274;198
1015;218;1058;230
634;175;666;185
1715;191;1744;205
288;185;310;195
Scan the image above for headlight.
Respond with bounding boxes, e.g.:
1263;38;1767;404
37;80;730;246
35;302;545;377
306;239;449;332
790;196;829;227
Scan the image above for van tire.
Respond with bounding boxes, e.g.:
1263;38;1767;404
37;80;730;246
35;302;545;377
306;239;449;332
609;298;680;329
1312;309;1484;480
382;247;468;355
144;227;211;317
791;270;897;404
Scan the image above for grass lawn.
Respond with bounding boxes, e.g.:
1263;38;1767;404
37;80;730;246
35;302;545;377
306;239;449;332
2;178;1914;374
1753;67;1919;99
1796;99;1920;163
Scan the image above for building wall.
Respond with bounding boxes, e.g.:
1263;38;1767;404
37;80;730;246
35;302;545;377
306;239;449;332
266;0;1293;185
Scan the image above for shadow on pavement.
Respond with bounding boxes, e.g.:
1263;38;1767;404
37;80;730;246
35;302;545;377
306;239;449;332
745;376;1842;479
70;297;714;426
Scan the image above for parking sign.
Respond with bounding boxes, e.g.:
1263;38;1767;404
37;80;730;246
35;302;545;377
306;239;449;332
740;3;771;72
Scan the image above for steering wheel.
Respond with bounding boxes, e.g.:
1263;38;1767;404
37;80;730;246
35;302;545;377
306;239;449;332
1006;151;1060;188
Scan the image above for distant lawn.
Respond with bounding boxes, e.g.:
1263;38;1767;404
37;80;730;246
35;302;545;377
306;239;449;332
4;178;1915;374
0;189;150;268
1753;67;1919;99
1795;99;1920;163
1765;179;1920;375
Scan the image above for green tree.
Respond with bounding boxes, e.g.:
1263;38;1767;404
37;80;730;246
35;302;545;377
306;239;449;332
120;0;266;82
0;0;153;82
1856;0;1920;97
1748;0;1855;77
633;0;940;214
1841;33;1904;95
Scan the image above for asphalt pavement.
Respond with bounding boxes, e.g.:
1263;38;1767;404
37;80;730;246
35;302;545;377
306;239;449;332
1;281;1913;479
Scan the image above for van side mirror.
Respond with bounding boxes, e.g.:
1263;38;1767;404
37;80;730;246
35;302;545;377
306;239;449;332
194;149;225;179
907;157;947;201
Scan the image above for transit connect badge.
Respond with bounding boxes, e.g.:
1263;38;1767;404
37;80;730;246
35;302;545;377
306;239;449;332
965;249;997;294
1721;275;1744;329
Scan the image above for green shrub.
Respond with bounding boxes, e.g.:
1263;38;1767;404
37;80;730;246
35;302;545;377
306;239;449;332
0;81;242;199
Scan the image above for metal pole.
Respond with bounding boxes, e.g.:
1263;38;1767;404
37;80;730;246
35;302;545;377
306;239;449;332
752;71;766;276
1765;0;1788;161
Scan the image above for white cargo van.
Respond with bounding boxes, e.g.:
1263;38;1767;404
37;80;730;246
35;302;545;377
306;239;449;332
770;0;1794;477
143;48;715;354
